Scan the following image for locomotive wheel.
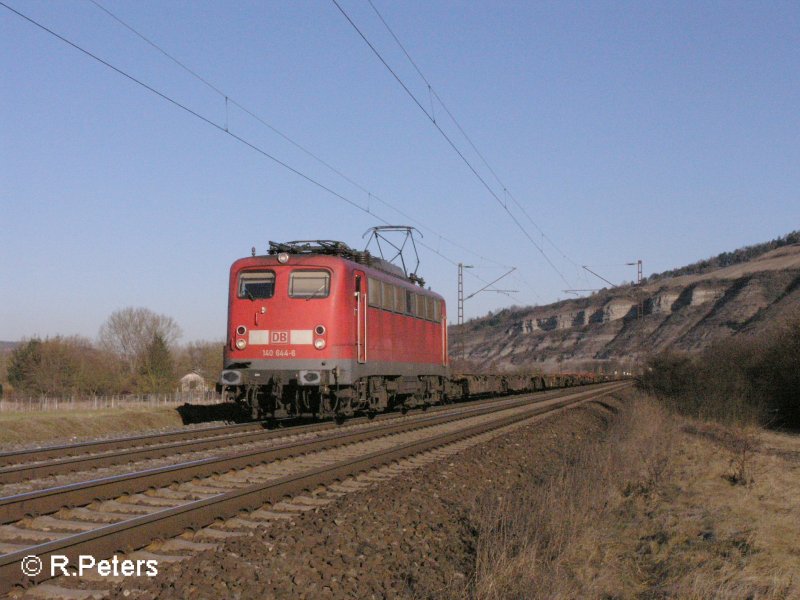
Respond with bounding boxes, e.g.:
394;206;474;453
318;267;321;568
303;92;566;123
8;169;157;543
321;396;339;419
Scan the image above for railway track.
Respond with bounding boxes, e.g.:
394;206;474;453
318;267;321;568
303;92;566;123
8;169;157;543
0;388;585;524
0;420;272;467
0;386;595;489
0;381;628;597
0;416;380;485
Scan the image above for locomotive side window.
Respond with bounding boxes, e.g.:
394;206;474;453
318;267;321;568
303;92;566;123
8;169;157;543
415;294;425;319
289;270;330;299
381;282;395;311
238;271;275;300
406;290;415;316
394;286;405;314
363;276;442;322
368;277;381;307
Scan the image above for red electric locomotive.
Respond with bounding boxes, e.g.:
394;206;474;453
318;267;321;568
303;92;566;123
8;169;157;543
218;240;448;420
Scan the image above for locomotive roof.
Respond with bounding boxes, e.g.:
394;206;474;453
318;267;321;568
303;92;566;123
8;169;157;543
267;240;425;287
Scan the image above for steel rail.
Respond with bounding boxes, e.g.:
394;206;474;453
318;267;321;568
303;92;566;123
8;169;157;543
0;387;575;467
0;385;595;484
0;420;271;467
0;419;345;485
0;383;624;525
0;382;629;595
0;402;463;468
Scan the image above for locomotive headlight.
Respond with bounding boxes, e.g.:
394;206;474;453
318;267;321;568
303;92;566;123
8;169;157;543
314;338;326;350
277;252;289;264
236;339;247;350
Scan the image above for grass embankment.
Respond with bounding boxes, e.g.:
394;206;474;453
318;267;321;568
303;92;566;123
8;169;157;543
0;407;185;447
463;394;800;599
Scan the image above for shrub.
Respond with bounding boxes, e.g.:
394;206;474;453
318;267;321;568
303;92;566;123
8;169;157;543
7;336;124;396
639;317;800;428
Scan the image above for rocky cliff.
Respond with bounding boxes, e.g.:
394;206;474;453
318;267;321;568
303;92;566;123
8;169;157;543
453;243;800;373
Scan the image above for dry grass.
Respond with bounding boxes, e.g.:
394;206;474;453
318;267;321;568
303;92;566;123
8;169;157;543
0;407;186;447
458;393;800;599
682;421;763;486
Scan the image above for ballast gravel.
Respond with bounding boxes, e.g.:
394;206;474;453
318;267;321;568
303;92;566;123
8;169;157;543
107;393;627;600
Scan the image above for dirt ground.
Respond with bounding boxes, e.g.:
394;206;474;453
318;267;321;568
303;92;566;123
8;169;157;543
107;395;628;600
102;389;800;599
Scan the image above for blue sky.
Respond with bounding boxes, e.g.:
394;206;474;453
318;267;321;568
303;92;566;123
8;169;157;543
1;0;798;343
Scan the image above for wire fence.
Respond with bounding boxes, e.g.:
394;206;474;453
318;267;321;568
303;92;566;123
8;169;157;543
0;391;223;413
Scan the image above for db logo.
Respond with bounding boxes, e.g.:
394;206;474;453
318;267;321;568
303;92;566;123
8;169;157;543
271;331;289;344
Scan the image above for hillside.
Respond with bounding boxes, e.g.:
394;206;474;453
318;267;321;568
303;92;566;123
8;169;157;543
453;236;800;373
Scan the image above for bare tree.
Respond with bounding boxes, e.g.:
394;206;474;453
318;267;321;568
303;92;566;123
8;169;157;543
98;307;182;375
7;336;122;396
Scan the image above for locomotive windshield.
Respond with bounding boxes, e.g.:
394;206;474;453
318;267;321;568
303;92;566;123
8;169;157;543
238;271;275;299
289;270;330;299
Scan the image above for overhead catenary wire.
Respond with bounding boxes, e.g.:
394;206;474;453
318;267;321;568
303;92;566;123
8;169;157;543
85;0;513;273
366;0;580;271
332;0;574;289
0;0;518;301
